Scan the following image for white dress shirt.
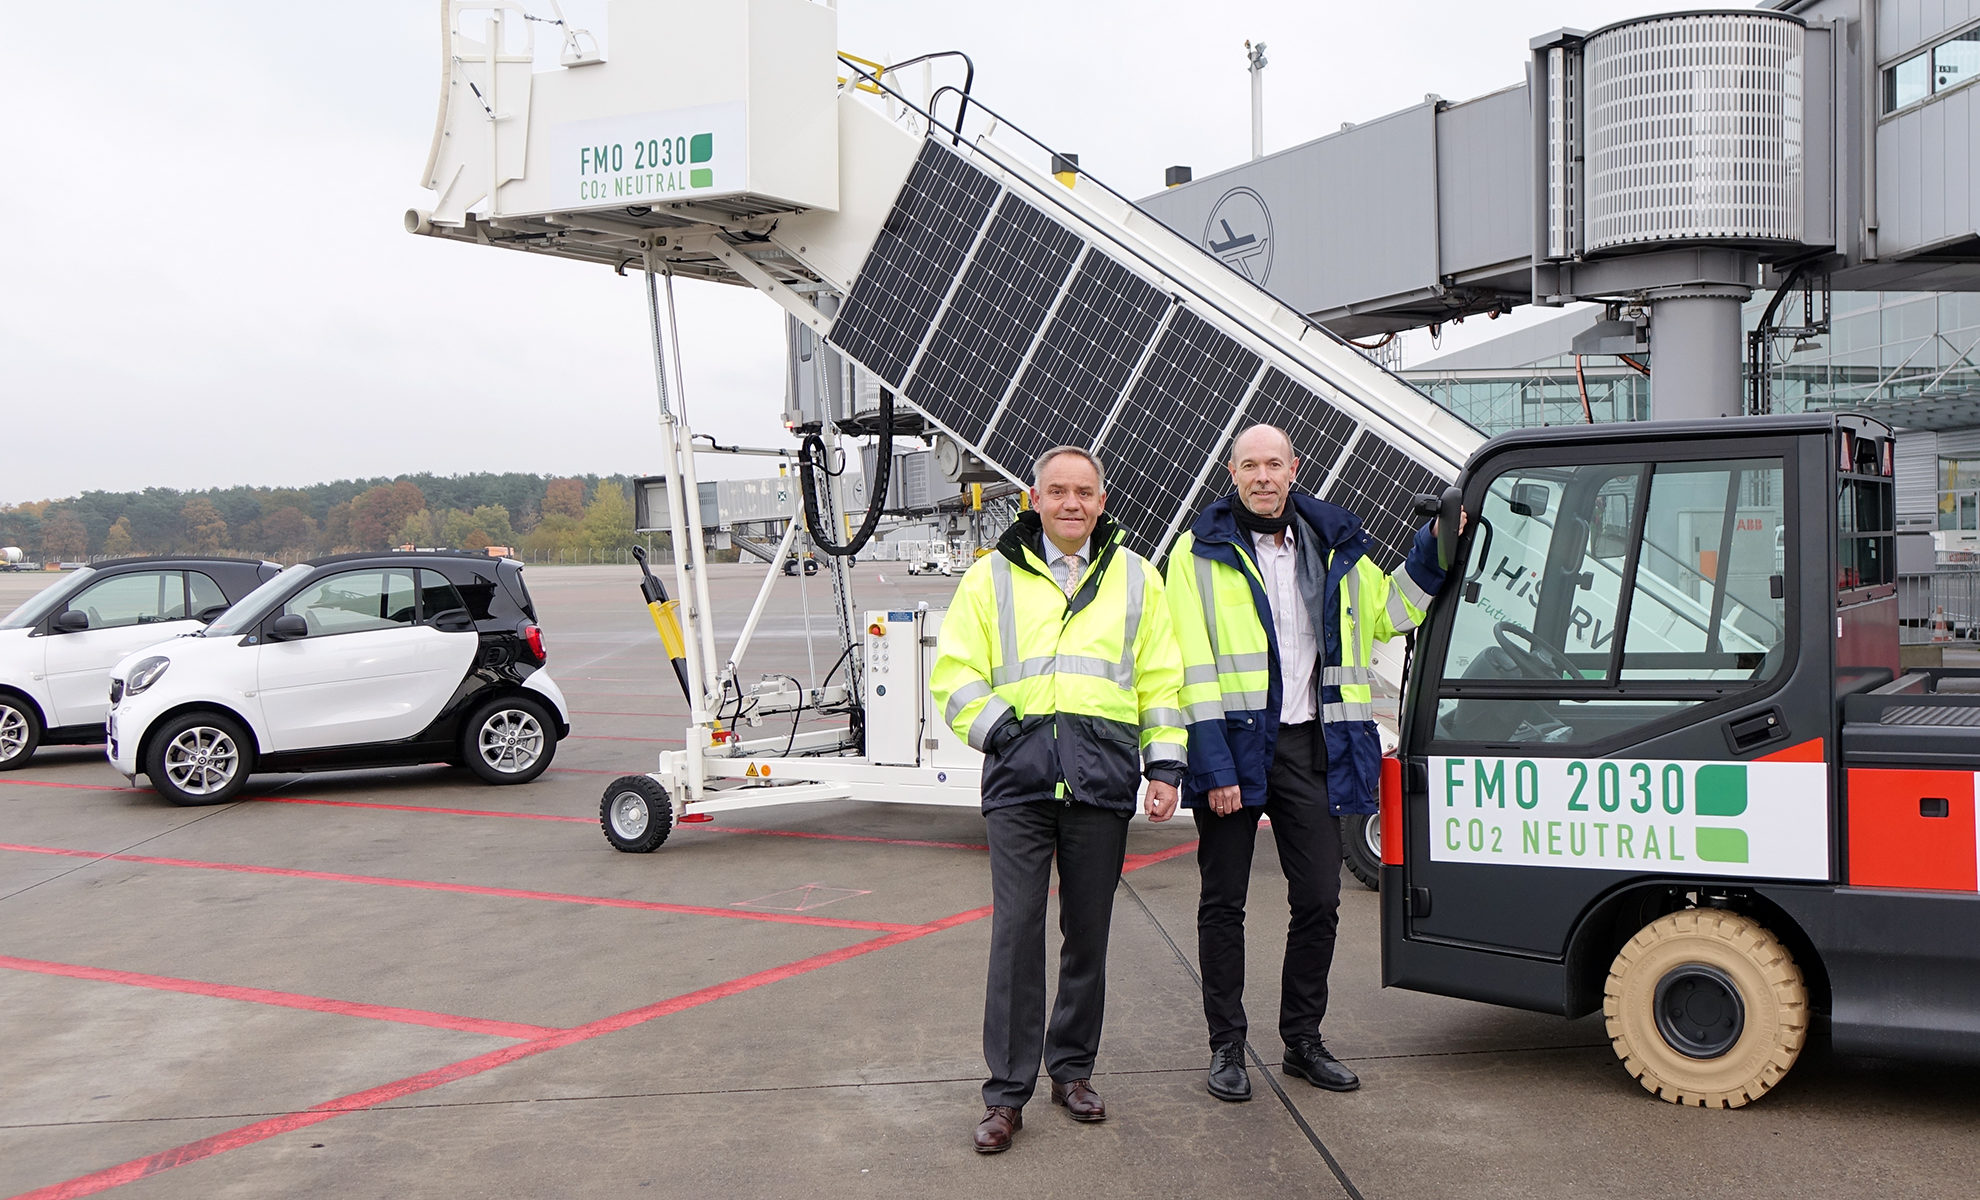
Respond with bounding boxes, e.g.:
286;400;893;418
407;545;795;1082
1252;525;1317;724
1043;535;1090;596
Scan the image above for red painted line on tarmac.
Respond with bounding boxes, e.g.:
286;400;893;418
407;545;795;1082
16;912;988;1200
247;795;590;824
702;825;987;851
0;955;554;1040
0;844;919;934
546;766;624;776
1123;838;1199;872
569;709;670;718
0;779;144;793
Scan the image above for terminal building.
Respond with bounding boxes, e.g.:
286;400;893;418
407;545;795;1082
1139;0;1980;583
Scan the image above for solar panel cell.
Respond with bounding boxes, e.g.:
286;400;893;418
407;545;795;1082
982;252;1168;470
1326;430;1451;566
908;194;1083;443
828;143;1001;387
1099;309;1263;555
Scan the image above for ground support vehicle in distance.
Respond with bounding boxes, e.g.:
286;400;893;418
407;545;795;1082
1383;413;1980;1107
0;557;280;769
904;557;952;577
105;551;569;805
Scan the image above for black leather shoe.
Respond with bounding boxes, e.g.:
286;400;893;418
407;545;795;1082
1207;1043;1252;1102
974;1105;1021;1153
1049;1078;1106;1122
1283;1036;1360;1092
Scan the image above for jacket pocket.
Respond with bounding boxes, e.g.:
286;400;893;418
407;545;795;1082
1224;713;1272;800
1060;713;1142;809
981;714;1058;804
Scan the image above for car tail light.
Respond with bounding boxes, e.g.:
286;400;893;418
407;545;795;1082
523;623;546;663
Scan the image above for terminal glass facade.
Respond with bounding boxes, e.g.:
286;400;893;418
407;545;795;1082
1404;290;1980;437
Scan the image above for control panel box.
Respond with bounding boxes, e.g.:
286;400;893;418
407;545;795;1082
864;608;976;769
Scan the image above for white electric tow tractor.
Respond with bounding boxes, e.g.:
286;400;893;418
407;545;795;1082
408;0;1490;854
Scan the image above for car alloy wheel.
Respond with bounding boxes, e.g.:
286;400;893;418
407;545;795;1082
477;707;545;774
162;725;241;796
0;708;30;768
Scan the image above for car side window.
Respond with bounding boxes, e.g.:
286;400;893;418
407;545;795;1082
419;569;469;621
66;571;187;629
187;571;229;620
281;570;419;637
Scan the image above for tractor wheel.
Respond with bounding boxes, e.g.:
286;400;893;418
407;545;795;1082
1604;908;1808;1108
1341;812;1380;891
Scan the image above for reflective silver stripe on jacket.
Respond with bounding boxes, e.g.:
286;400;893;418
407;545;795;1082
990;655;1057;686
992;556;1020;674
1184;664;1221;686
1396;563;1434;612
1196;556;1220;658
1322;665;1375;687
1224;689;1271;711
944;679;993;726
1183;699;1226;723
1141;707;1184;731
1115;554;1143;686
1385;587;1420;634
1143;739;1187;767
967;695;1016;750
1343;567;1364;664
1323;700;1375;722
1217;651;1271;675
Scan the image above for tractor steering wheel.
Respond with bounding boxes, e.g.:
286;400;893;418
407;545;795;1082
1492;621;1583;682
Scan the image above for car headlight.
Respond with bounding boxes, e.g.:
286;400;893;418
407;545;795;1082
125;656;171;696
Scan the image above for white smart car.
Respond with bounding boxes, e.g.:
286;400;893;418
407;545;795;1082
0;557;281;769
105;551;570;805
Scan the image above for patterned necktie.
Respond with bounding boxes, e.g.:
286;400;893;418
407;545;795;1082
1056;554;1082;597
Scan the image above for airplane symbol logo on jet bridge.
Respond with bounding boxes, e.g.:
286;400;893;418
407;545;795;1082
1203;187;1274;284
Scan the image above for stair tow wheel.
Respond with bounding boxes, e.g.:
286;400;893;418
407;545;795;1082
1603;908;1808;1108
600;775;674;853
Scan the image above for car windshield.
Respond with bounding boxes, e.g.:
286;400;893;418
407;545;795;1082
202;564;310;637
0;567;94;630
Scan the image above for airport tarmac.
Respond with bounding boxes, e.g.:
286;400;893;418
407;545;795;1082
1;562;1973;1199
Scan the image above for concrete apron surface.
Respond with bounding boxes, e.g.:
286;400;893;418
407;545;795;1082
1;565;1974;1200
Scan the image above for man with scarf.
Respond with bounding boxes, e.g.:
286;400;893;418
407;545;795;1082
1165;423;1451;1102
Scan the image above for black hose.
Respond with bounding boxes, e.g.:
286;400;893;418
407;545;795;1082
798;390;893;556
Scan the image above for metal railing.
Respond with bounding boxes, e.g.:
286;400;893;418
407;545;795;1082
1898;569;1980;643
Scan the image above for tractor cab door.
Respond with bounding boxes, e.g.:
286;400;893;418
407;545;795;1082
1397;428;1833;964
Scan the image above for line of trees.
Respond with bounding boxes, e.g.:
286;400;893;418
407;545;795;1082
0;473;635;564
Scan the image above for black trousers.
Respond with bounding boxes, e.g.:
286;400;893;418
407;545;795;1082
981;800;1132;1108
1193;721;1341;1049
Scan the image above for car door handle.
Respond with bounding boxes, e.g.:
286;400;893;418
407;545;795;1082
1725;706;1787;754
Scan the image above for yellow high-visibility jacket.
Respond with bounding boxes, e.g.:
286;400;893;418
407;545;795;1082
930;511;1186;812
1165;493;1446;814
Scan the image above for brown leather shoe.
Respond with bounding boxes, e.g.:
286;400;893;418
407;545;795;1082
973;1105;1021;1153
1049;1078;1106;1122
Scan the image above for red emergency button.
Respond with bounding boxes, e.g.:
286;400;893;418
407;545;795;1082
868;622;885;636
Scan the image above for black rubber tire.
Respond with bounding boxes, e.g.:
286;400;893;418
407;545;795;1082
600;775;673;852
144;711;254;806
1342;812;1381;892
0;694;42;771
461;695;558;785
1604;909;1809;1108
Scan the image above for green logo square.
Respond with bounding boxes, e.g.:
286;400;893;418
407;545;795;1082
689;133;713;164
690;168;713;189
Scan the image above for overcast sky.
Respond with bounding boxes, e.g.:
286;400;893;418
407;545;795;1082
1;0;1668;506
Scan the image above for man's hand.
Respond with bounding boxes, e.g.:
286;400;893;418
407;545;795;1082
1143;780;1179;822
1207;784;1243;816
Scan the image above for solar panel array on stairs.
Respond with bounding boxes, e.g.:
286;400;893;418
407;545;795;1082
827;138;1461;566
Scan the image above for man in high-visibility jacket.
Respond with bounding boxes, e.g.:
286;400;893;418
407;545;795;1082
1166;423;1450;1103
931;445;1185;1155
